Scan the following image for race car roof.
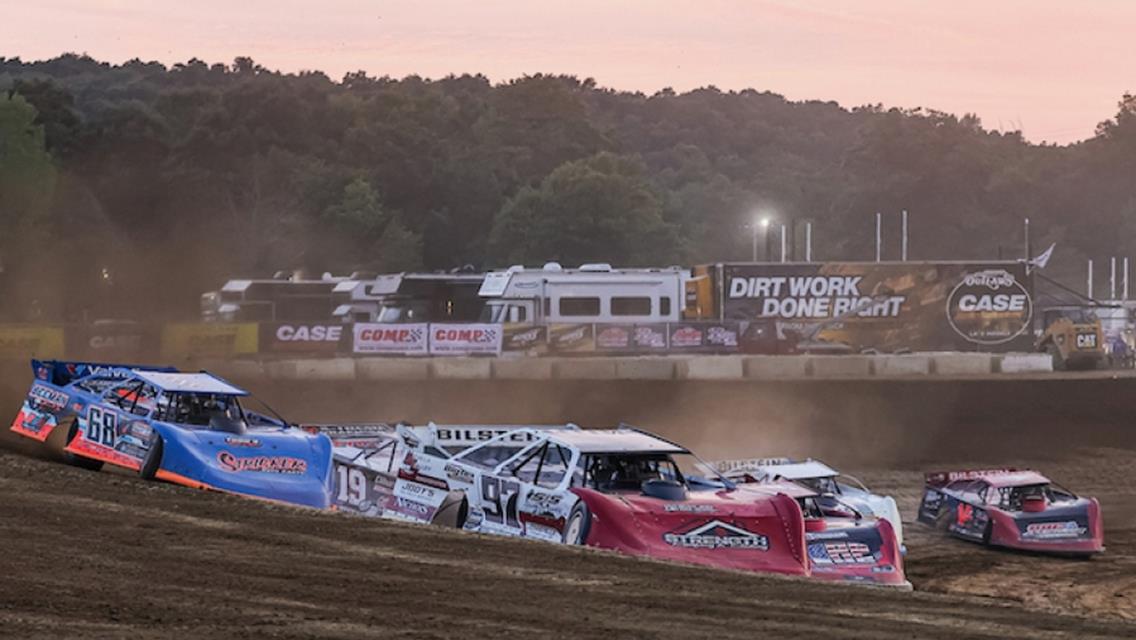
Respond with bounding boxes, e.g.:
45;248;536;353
132;371;248;396
548;429;688;454
982;470;1051;488
745;460;838;480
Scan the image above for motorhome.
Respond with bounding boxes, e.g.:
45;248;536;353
332;272;485;323
478;263;688;325
201;274;346;322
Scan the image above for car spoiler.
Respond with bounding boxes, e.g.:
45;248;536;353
32;359;177;386
710;457;794;473
924;468;1017;487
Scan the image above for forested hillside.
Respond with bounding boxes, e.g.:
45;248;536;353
1;54;1133;320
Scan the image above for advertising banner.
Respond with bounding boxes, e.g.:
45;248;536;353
631;324;669;352
0;325;66;360
429;323;502;355
353;323;428;355
595;324;633;351
668;322;740;352
502;324;548;355
65;321;155;360
548;323;595;354
160;323;259;359
719;262;1034;352
262;322;350;354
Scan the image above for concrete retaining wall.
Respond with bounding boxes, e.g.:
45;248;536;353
201;351;1073;383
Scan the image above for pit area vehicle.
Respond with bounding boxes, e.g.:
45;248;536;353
712;457;904;547
916;468;1104;556
10;360;334;508
382;425;812;576
1036;306;1106;370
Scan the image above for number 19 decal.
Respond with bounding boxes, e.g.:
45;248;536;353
336;464;368;506
86;406;116;447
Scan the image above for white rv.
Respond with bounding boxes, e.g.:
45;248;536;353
478;263;689;325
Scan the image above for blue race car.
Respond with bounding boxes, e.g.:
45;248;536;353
10;360;333;509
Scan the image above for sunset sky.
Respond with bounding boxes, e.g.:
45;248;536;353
2;0;1132;144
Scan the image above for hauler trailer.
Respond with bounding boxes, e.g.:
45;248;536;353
478;263;687;325
332;272;485;323
201;274;347;322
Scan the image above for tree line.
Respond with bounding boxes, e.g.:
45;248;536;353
0;54;1133;321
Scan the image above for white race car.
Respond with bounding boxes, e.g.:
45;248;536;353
712;457;905;548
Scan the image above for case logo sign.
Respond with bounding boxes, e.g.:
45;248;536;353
946;270;1033;345
663;520;769;550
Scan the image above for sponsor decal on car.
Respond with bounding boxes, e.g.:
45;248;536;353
663;504;715;513
224;436;262;448
217;451;308;474
394;480;443;503
444;463;475;484
808;541;876;565
527;491;563;508
29;384;68;412
1021;521;1087;540
663;520;769;551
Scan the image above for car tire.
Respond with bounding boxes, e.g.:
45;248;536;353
140;433;164;480
56;417;104;472
562;501;591;545
431;491;468;528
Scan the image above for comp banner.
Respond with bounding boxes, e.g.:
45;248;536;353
261;322;350;354
429;323;502;355
720;262;1034;351
353;323;428;355
0;325;65;360
160;323;259;359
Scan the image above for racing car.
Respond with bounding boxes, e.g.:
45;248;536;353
712;457;905;547
10;360;334;508
717;474;908;588
916;468;1104;556
379;424;812;576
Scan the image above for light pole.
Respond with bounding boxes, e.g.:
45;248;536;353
761;218;771;262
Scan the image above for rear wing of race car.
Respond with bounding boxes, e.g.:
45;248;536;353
924;468;1017;487
31;359;176;387
712;457;794;474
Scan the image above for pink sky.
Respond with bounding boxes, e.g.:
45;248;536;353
3;0;1132;143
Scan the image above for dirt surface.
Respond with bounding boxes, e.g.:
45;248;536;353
2;367;1136;637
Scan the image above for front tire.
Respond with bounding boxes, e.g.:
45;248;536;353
431;491;468;528
140;433;164;480
562;501;592;545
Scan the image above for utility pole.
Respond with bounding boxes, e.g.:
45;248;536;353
805;222;813;262
780;224;787;263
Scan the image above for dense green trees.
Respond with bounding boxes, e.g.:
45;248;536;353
0;54;1132;320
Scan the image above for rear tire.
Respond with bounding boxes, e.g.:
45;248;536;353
562;501;592;545
56;417;104;472
431;491;468;528
140;433;164;480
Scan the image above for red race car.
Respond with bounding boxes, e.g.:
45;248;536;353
389;425;813;577
917;468;1104;556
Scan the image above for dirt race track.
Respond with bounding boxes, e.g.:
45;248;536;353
2;368;1136;638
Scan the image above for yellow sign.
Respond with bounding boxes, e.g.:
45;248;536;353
0;325;65;360
160;323;259;359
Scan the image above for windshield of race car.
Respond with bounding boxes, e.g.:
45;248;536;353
575;453;719;492
986;483;1078;510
